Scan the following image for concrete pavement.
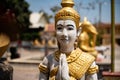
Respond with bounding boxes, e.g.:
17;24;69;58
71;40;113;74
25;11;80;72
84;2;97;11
8;48;56;80
8;48;45;80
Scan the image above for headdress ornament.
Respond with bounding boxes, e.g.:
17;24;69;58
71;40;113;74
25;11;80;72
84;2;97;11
55;0;80;29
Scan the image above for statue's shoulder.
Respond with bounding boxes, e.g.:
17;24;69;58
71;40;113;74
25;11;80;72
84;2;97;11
39;53;55;74
72;48;95;63
80;51;95;61
46;53;54;60
68;48;96;79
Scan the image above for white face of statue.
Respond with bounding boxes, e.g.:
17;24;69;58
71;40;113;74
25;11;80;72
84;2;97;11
56;20;77;50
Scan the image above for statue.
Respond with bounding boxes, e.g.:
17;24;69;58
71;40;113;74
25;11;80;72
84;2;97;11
0;33;13;80
39;0;98;80
0;33;10;58
78;17;98;58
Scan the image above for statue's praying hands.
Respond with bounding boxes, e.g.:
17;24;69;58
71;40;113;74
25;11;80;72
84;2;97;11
57;53;70;80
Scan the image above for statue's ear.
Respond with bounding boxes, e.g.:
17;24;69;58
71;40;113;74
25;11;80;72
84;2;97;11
77;22;82;37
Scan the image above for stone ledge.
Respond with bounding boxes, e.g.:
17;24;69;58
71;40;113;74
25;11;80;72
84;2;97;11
102;72;120;80
103;71;120;77
8;55;43;65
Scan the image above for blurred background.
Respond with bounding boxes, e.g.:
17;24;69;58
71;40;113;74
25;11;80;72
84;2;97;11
0;0;120;80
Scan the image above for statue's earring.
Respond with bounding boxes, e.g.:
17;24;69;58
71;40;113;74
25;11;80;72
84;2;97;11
75;23;82;49
74;39;78;49
77;22;82;37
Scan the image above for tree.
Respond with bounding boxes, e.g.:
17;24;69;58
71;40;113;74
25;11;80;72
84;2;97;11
0;0;31;41
50;6;61;14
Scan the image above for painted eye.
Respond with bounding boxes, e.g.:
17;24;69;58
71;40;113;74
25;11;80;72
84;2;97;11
67;27;74;30
67;25;74;30
57;27;62;30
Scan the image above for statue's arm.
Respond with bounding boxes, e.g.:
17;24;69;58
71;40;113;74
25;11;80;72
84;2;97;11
85;73;98;80
39;73;48;80
39;57;49;80
85;61;98;80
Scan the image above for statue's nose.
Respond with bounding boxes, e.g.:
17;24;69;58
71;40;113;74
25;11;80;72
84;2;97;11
62;29;68;37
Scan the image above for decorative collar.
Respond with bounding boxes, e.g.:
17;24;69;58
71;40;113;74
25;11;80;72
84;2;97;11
54;48;82;63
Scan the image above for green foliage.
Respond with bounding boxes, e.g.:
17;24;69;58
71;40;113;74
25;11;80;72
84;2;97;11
20;32;40;41
50;6;61;14
0;0;31;29
0;0;31;41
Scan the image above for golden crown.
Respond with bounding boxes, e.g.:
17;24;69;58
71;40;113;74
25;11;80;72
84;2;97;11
55;0;80;29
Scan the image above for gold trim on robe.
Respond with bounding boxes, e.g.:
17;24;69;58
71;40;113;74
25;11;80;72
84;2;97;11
87;65;99;74
39;63;49;74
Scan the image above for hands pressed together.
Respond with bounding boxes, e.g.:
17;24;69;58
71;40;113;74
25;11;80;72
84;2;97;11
57;53;70;80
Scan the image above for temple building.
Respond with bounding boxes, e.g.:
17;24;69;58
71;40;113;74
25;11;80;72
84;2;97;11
95;23;120;45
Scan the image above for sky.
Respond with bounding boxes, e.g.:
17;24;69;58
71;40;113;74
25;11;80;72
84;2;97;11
25;0;120;24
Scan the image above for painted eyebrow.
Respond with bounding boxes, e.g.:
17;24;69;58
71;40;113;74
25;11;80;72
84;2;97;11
56;24;74;27
56;24;63;27
66;24;74;27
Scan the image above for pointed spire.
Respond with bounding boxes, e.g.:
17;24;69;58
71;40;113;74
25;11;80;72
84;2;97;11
83;17;91;25
61;0;74;7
